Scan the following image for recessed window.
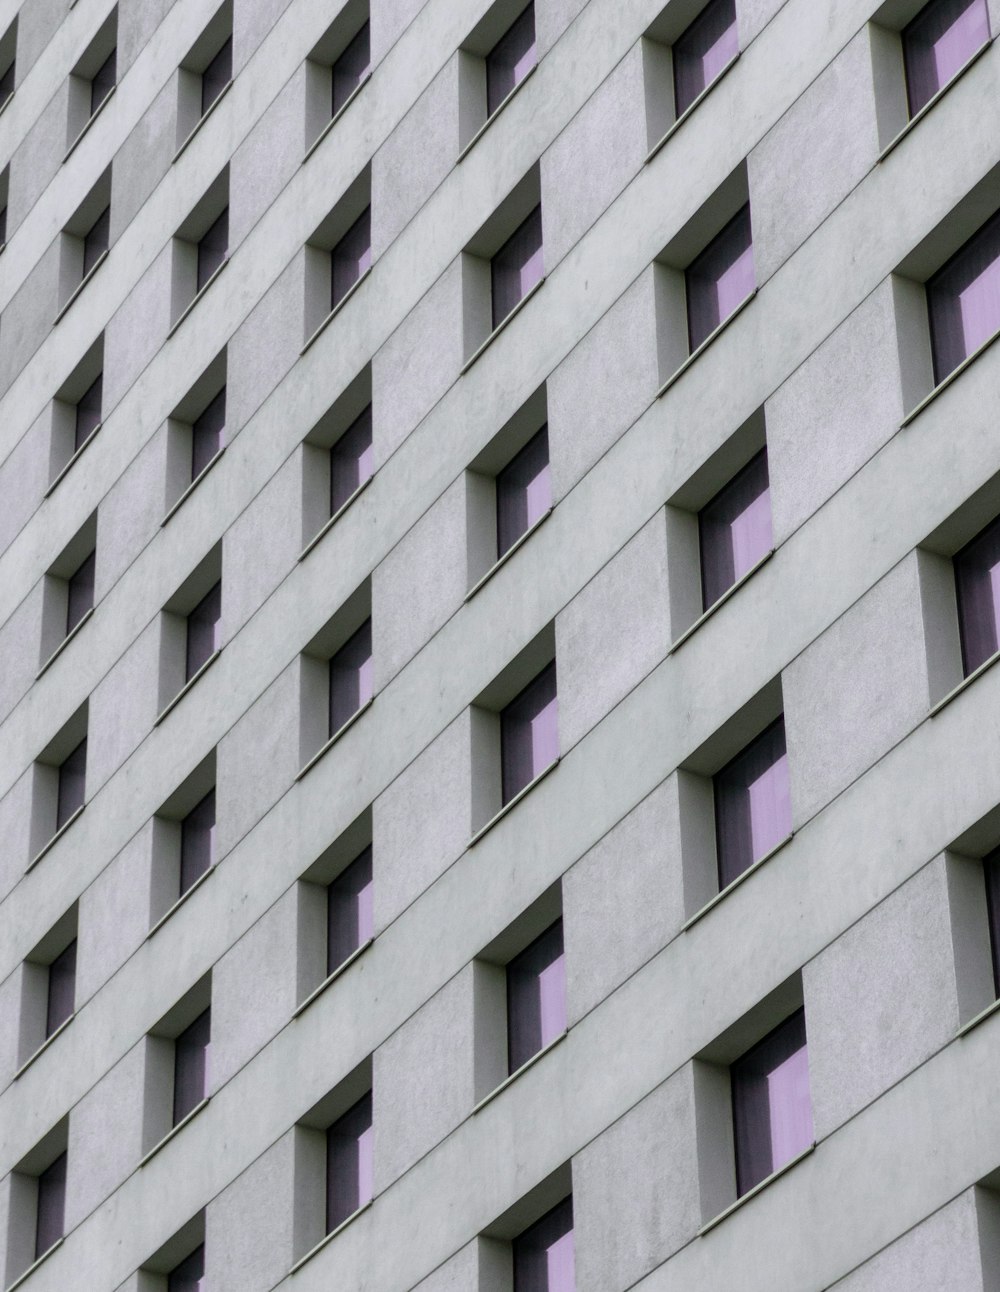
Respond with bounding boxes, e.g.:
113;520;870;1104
201;35;232;116
57;738;87;830
331;405;373;514
326;1092;373;1231
329;619;373;734
984;847;1000;995
731;1008;813;1195
507;919;565;1072
74;373;103;451
512;1196;575;1292
180;789;216;896
954;512;1000;675
926;208;1000;383
714;717;790;888
34;1152;67;1260
686;204;754;351
45;940;76;1039
327;846;373;973
90;47;116;115
192;387;226;480
699;449;772;609
903;0;989;117
501;661;558;804
0;57;14;109
82;206;109;278
0;165;8;246
185;581;221;680
486;3;536;115
173;1009;211;1125
197;207;228;291
168;1244;205;1292
674;0;738;116
332;207;371;310
333;21;370;114
492;205;543;329
66;550;96;636
497;425;550;558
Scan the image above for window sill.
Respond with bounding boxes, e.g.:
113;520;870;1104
298;474;374;561
698;1143;815;1236
154;650;222;727
469;758;560;847
458;64;537;162
682;832;794;931
465;508;553;602
146;866;214;940
26;805;85;874
289;1201;373;1275
645;54;740;165
879;39;992;164
957;995;1000;1039
6;1238;64;1292
296;697;374;781
902;323;1000;428
301;268;372;355
44;423;102;498
13;1015;75;1081
63;84;116;163
139;1097;211;1168
472;1031;567;1114
303;73;372;163
54;248;109;325
36;607;95;680
293;938;374;1018
167;257;229;340
161;447;227;527
929;648;1000;718
461;277;546;375
657;290;757;398
669;550;774;654
173;80;233;163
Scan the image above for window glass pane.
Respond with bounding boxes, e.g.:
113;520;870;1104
34;1153;67;1260
0;60;13;104
327;845;374;973
90;48;116;115
501;660;558;804
331;405;374;514
329;619;373;734
83;206;110;277
67;550;96;634
180;789;216;895
332;208;372;309
173;1009;211;1125
686;204;754;351
513;1196;575;1292
984;848;1000;997
732;1009;813;1195
486;4;536;115
46;940;76;1037
186;581;222;680
201;36;232;115
714;718;790;888
497;426;551;558
928;209;1000;382
197;208;228;292
492;205;544;329
955;513;1000;674
903;0;989;116
333;21;371;115
0;205;7;246
75;373;103;450
326;1091;373;1231
168;1244;205;1292
57;738;87;829
699;449;772;609
673;0;738;116
507;919;566;1072
192;387;226;479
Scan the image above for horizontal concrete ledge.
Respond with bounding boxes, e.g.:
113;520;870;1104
289;1200;373;1275
460;277;546;375
139;1098;211;1168
44;424;102;498
293;939;374;1018
146;867;215;940
468;759;560;847
300;268;372;355
296;697;375;781
645;54;740;166
957;995;1000;1039
173;81;233;163
472;1031;567;1114
698;1143;815;1236
929;649;1000;718
465;509;553;602
669;550;774;655
682;832;795;932
26;805;86;875
54;248;109;325
303;73;372;163
167;258;230;340
36;608;95;679
63;85;116;163
657;291;757;399
6;1237;64;1292
902;326;1000;427
161;447;227;527
13;1014;75;1081
154;650;222;727
298;475;374;561
878;40;992;164
457;64;537;163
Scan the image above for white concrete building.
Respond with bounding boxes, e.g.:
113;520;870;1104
4;0;1000;1287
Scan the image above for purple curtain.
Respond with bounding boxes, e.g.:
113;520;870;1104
180;789;216;895
501;661;558;804
90;48;116;115
699;449;772;610
687;204;754;351
954;513;1000;674
513;1196;575;1292
186;581;222;680
168;1244;205;1292
34;1152;67;1260
67;549;96;634
984;849;1000;996
333;22;371;115
492;205;544;329
928;208;1000;383
201;36;232;115
903;0;989;116
329;619;373;735
46;940;76;1038
83;205;110;276
714;718;790;889
507;920;566;1073
332;208;372;309
192;387;226;479
486;3;536;115
673;0;738;116
331;405;374;514
197;208;228;291
57;738;87;829
497;426;551;558
75;373;103;450
173;1009;211;1125
732;1009;813;1196
327;845;374;973
327;1092;374;1231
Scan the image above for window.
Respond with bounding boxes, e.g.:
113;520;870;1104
57;738;87;830
331;405;374;514
192;387;225;479
507;919;566;1072
0;56;13;109
714;718;790;888
201;36;232;116
497;426;551;558
954;512;1000;675
501;661;558;804
332;208;371;310
903;0;989;116
699;449;772;609
45;940;76;1038
731;1008;813;1195
486;3;536;116
927;209;1000;383
168;1245;205;1292
333;21;370;114
90;47;116;116
329;619;373;734
674;0;738;115
173;1009;211;1125
34;1153;67;1260
326;1092;373;1231
0;166;8;246
186;582;221;680
197;208;228;291
180;789;216;895
492;205;543;329
686;204;754;351
327;846;373;973
82;206;109;278
984;847;1000;995
512;1196;575;1292
66;550;96;636
75;373;103;451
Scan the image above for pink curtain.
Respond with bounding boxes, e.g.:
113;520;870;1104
329;619;373;735
57;738;87;829
507;920;566;1073
714;718;790;889
186;581;222;680
732;1009;813;1196
501;661;558;803
927;208;1000;382
326;1092;374;1231
513;1197;575;1292
181;789;216;895
192;387;226;479
954;513;1000;674
333;21;371;115
904;0;989;116
686;204;754;351
699;449;771;609
492;205;544;329
487;3;536;115
327;845;374;973
332;207;372;309
497;426;551;557
173;1009;211;1125
168;1245;205;1292
331;405;374;514
674;0;738;116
